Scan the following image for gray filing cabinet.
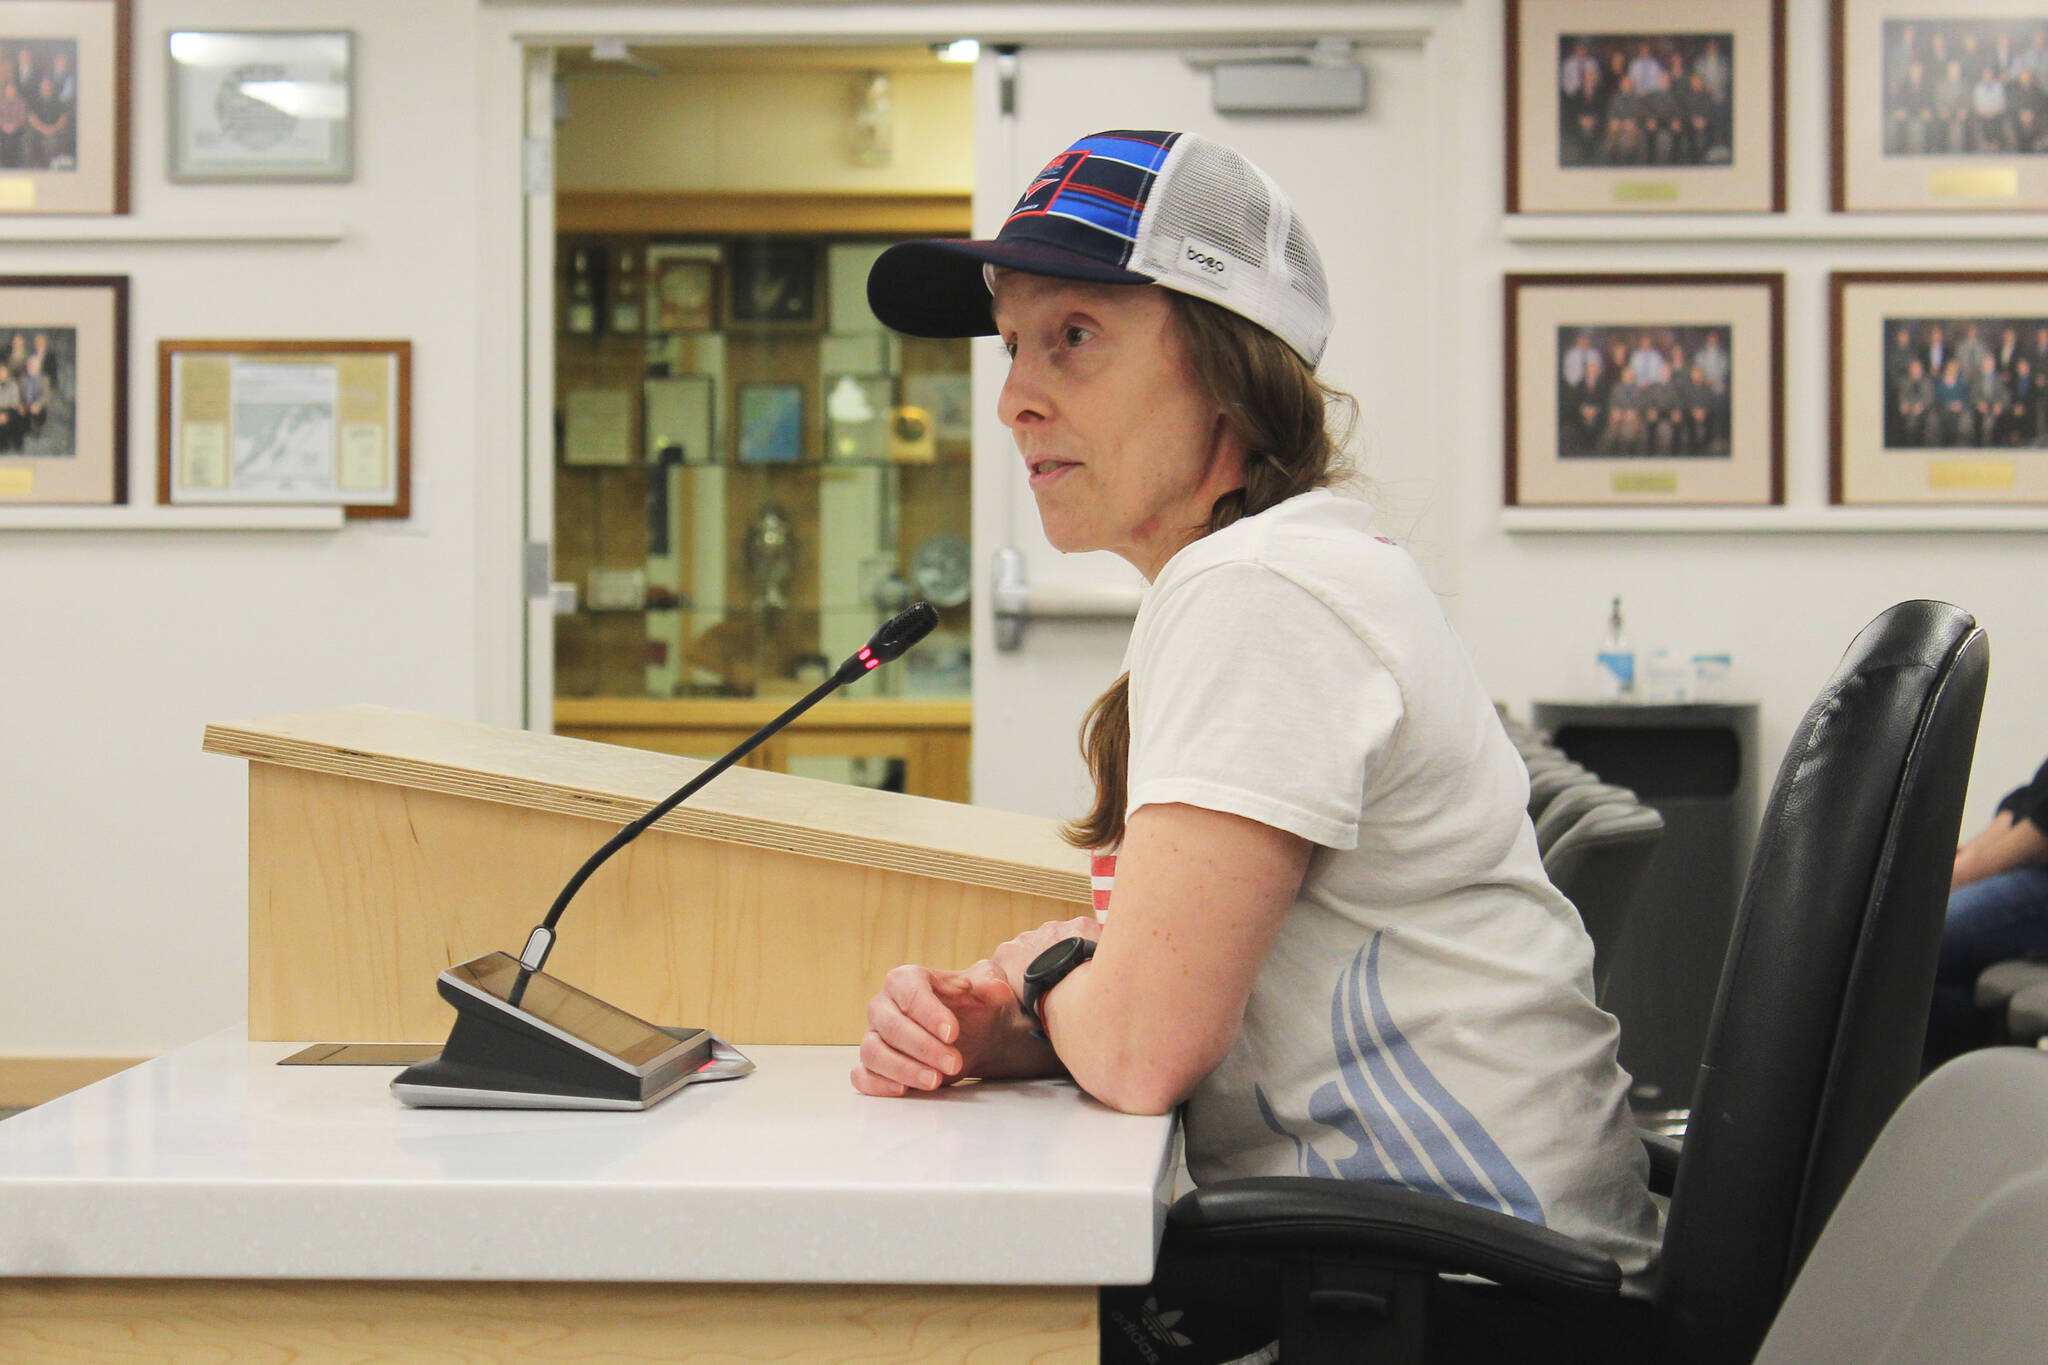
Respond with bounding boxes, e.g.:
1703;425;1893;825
1531;700;1762;1119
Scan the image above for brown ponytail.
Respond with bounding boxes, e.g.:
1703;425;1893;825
1059;291;1356;851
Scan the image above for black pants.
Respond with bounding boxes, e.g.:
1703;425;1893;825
1101;1233;1282;1365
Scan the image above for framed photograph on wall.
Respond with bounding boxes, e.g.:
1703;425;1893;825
0;0;130;214
1833;2;2048;212
1831;272;2048;504
1506;273;1784;506
0;275;127;504
158;339;410;517
166;30;353;182
726;240;819;329
1506;0;1785;214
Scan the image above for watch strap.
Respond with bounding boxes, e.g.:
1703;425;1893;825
1021;936;1097;1043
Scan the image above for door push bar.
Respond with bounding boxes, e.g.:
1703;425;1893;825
991;546;1143;651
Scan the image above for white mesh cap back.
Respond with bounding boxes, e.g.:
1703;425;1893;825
1129;134;1334;367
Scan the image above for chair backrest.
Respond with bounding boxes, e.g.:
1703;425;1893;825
1527;763;1593;818
1752;1048;2048;1365
1534;780;1638;854
1655;601;1988;1365
1543;801;1663;1000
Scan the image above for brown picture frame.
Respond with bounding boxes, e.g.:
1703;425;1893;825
1830;271;2048;504
1831;1;2048;213
1506;273;1784;507
0;274;127;505
157;338;412;519
0;0;131;215
1506;0;1786;215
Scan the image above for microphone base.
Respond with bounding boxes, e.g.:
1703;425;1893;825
392;952;716;1110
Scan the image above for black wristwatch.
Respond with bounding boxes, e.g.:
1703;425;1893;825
1020;936;1097;1042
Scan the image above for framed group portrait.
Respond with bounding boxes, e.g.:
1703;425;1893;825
0;0;130;215
158;339;411;518
1833;1;2048;212
1831;272;2048;504
1505;273;1784;507
1506;0;1785;214
0;275;127;505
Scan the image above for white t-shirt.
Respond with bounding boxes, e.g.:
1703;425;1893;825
1117;488;1659;1279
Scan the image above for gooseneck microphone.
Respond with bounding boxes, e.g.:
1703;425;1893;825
507;600;940;1007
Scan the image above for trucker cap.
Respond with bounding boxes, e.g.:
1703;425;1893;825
866;130;1333;367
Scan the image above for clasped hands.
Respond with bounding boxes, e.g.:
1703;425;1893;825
849;915;1103;1097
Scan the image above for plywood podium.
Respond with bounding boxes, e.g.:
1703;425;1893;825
201;705;1093;1044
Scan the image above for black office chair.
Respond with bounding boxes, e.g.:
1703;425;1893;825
1166;601;1988;1365
1543;800;1664;1001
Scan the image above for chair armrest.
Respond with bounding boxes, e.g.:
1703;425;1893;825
1641;1130;1681;1196
1168;1177;1623;1302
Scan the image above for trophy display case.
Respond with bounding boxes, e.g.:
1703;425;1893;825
550;229;975;801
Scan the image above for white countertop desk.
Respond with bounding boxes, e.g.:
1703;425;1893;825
0;1032;1177;1362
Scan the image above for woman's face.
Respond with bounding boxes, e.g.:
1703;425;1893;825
991;272;1243;580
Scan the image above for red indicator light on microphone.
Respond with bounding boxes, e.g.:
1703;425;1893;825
864;657;879;670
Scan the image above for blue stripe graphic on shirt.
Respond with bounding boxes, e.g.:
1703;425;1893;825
1252;933;1545;1228
1327;954;1460;1194
1253;1086;1338;1179
1353;934;1546;1225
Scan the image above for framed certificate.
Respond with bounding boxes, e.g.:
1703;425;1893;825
0;0;130;215
158;339;410;517
166;29;353;182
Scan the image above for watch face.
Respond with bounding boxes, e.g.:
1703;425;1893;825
1026;936;1088;981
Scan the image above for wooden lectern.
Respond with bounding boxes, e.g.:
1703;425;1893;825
202;705;1093;1044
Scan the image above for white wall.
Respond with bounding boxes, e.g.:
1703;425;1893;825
1;0;488;1056
6;0;2042;1061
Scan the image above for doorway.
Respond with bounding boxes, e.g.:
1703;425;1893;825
539;43;977;802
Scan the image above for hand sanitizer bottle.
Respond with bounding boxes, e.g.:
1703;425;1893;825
1598;596;1636;700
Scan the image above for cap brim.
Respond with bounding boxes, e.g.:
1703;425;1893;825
866;238;1153;340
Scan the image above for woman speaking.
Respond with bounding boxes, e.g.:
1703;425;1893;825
855;130;1657;1361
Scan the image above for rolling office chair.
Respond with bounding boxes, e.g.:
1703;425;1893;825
2005;982;2048;1045
1166;601;1988;1365
1542;800;1664;1002
1527;762;1595;819
1975;958;2048;1043
1534;781;1639;854
1749;1047;2048;1365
